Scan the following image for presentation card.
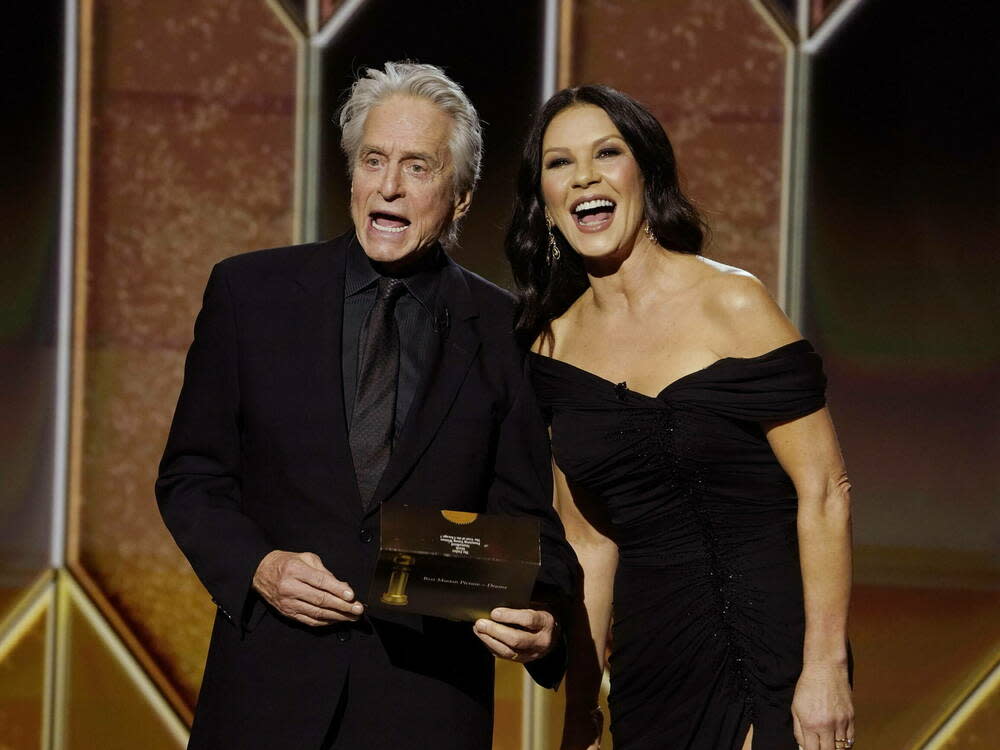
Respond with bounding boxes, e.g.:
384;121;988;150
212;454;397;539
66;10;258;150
368;506;540;621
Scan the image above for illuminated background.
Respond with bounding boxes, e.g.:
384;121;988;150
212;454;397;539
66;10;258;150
0;1;996;748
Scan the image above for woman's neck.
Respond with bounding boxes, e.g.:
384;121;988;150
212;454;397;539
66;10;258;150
584;237;691;315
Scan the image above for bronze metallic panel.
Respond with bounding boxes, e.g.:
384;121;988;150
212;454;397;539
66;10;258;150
493;660;524;750
940;682;1000;749
75;0;298;710
568;0;788;292
851;585;1000;748
61;585;184;749
0;594;49;750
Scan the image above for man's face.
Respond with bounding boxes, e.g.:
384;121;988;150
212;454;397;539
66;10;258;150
349;95;471;269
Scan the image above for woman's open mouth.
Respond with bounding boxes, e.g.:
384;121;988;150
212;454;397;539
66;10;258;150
571;198;616;233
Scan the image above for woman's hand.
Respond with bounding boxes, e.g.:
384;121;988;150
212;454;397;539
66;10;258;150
791;661;854;750
561;706;603;750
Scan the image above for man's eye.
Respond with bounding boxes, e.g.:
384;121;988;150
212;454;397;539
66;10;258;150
364;156;381;168
408;163;426;174
546;158;569;169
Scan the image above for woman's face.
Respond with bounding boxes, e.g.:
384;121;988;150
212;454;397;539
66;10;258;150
539;104;646;261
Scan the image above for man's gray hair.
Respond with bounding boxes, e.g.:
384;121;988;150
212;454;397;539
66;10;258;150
339;62;483;243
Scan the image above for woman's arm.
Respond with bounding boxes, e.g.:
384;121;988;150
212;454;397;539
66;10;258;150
553;459;618;750
766;407;854;750
703;272;854;748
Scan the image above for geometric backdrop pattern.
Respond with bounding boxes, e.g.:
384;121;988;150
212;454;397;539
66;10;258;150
1;1;996;748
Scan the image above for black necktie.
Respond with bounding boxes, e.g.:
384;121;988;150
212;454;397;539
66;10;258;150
351;277;407;509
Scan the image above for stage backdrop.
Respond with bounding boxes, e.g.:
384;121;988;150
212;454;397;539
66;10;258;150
0;1;996;748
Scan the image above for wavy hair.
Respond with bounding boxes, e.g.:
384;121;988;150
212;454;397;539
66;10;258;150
505;85;705;343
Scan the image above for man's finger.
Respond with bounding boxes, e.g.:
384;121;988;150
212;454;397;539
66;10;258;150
297;552;327;570
294;600;359;623
474;628;519;661
290;561;355;602
475;619;532;652
312;589;364;617
490;607;547;631
274;577;362;619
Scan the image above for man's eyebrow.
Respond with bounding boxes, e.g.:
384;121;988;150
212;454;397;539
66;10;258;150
400;150;439;164
357;145;439;164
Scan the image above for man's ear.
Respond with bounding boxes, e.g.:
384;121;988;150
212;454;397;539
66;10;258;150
452;190;473;222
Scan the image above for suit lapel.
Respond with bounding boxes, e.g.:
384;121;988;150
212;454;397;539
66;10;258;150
366;260;480;514
294;233;363;514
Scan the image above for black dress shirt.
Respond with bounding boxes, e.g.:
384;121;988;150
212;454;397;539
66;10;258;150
342;239;443;438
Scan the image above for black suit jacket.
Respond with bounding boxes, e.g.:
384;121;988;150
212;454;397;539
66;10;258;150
156;233;577;749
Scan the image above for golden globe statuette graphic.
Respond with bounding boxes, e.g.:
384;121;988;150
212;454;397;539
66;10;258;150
368;505;540;621
380;553;415;606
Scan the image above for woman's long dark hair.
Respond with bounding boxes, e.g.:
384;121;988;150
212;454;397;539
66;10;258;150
505;85;705;344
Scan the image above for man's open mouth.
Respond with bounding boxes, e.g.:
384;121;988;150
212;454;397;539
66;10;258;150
370;212;410;234
571;197;616;230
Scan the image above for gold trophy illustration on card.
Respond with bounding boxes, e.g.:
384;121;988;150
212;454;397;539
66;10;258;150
380;553;415;606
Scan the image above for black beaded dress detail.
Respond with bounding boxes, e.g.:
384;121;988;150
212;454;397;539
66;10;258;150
530;340;827;750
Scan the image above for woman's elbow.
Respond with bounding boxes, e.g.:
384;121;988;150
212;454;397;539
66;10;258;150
798;471;852;523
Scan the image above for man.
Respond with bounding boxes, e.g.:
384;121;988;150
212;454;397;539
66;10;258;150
156;61;577;749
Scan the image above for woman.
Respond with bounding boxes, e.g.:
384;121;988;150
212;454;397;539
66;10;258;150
506;85;854;750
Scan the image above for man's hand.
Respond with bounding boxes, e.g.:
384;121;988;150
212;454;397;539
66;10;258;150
473;607;557;663
252;550;363;627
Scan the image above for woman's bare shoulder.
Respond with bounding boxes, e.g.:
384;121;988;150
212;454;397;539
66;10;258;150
530;291;591;356
692;258;801;357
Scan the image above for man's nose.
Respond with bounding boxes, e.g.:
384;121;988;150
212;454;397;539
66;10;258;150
378;166;404;201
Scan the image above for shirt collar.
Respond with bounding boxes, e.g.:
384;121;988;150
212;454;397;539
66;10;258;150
344;237;444;314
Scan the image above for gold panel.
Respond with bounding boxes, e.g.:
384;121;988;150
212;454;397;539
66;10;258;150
0;587;50;750
73;0;299;712
851;585;1000;749
940;680;1000;749
57;577;186;749
0;588;29;627
492;660;524;750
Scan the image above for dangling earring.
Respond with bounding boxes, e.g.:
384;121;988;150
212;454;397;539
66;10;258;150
545;210;561;262
643;221;657;244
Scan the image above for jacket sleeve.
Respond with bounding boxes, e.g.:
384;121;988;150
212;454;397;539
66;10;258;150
155;263;274;631
487;354;580;688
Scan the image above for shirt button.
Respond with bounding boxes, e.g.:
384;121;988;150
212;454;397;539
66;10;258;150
359;528;374;544
337;630;352;643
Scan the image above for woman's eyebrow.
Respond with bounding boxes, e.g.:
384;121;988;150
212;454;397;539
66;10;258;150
542;134;623;157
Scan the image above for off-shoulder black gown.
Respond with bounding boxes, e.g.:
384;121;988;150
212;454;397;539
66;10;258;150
531;340;826;750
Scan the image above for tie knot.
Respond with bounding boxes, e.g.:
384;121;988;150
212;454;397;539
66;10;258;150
377;277;406;302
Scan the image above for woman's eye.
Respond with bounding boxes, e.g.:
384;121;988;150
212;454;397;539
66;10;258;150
546;158;570;169
597;148;621;158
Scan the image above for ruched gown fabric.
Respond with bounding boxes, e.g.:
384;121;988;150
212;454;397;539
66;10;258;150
531;340;826;750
